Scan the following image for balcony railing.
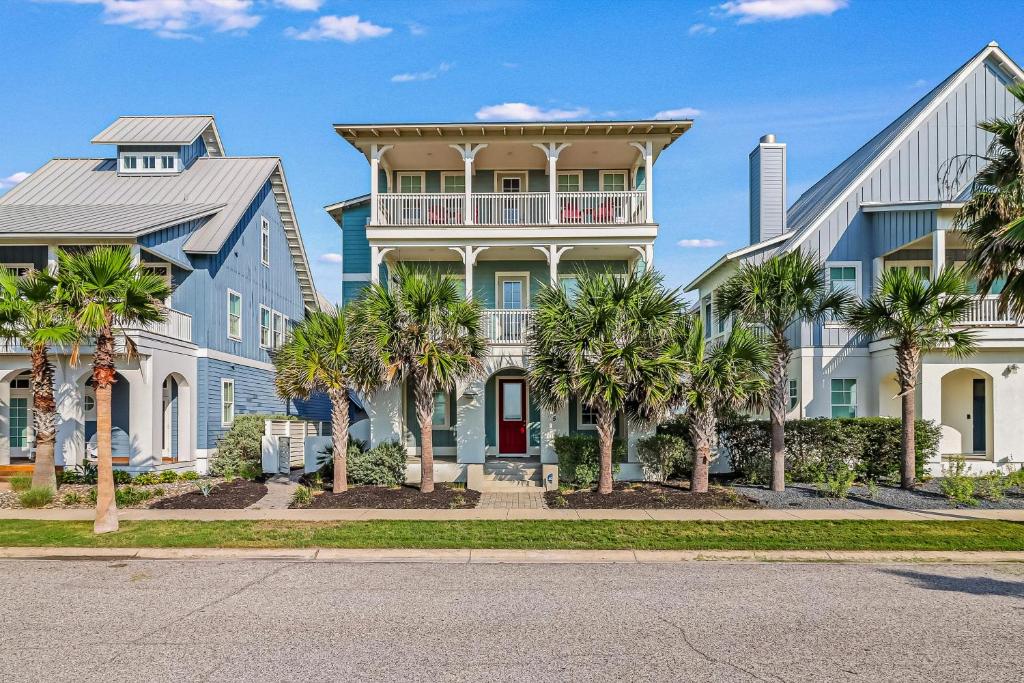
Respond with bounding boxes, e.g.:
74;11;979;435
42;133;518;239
129;308;193;343
961;296;1017;326
374;190;648;227
484;309;534;345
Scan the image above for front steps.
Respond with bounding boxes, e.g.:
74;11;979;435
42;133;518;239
473;460;543;492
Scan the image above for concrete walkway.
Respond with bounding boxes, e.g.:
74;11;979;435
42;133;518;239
477;491;547;509
246;471;301;510
2;507;1023;521
0;546;1022;563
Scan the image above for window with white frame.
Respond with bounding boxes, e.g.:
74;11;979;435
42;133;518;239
122;155;138;171
142;155;157;170
557;172;582;192
2;263;33;277
227;290;242;340
259;306;272;348
441;173;465;193
827;263;860;322
890;264;931;281
559;274;580;300
830;378;857;418
703;296;713;338
579;403;597;427
273;311;285;349
431;391;449;427
260;217;271;266
161;155;175;170
788;378;799;410
397;173;424;193
221;379;235;426
600;171;627;192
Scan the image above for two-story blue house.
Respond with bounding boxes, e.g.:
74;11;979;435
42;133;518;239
326;119;691;488
0;115;329;473
688;43;1024;476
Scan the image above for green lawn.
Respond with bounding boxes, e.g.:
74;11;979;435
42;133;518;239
0;519;1022;551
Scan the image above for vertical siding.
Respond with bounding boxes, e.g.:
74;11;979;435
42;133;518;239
139;218;201;266
872;210;937;255
0;245;47;270
180;137;207;169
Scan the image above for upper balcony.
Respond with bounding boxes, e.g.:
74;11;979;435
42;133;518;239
333;120;691;233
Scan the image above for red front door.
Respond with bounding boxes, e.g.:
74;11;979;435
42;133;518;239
498;378;527;455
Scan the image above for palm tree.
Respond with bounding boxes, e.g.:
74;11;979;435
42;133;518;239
669;314;769;493
955;83;1024;315
351;265;486;493
847;267;977;488
0;268;78;490
273;306;358;493
55;247;170;533
529;269;681;494
715;251;851;492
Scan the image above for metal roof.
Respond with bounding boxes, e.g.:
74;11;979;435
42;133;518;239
0;203;223;236
91;116;224;155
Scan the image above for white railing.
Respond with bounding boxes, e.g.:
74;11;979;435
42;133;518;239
555;190;646;225
484;309;534;345
142;309;193;343
373;190;650;227
471;193;549;226
377;193;466;226
961;296;1017;326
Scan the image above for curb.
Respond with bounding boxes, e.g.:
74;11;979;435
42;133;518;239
1;547;1022;564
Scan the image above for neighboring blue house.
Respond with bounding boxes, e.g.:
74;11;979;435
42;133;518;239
0;115;329;472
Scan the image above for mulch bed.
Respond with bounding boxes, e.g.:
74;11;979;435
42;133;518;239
149;479;268;509
546;481;755;509
298;484;480;509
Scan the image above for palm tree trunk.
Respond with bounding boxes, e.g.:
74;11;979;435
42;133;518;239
689;410;714;494
596;407;615;494
769;341;789;492
413;376;435;494
29;344;58;491
328;387;350;494
93;325;118;534
897;347;920;490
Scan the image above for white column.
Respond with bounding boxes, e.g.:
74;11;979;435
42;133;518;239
933;229;946;275
630;141;654;223
450;246;487;299
630;244;654;272
534;245;572;286
370;247;393;285
46;243;58;274
872;256;884;290
130;243;141;266
532;143;570;224
450;144;488;225
368;144;392;226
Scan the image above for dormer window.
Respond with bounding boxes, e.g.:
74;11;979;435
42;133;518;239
161;155;175;170
143;155;157;170
123;156;138;170
119;148;180;174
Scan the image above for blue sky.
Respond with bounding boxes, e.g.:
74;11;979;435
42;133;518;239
1;0;1021;303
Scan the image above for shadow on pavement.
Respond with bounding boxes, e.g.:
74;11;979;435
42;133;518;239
885;569;1024;599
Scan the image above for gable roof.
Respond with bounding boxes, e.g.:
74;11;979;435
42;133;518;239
324;193;370;224
91;116;224;156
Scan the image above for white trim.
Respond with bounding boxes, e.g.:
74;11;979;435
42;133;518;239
220;378;235;427
555;170;583;192
493;171;528;193
494;374;529;456
440;171;466;193
861;201;965;213
119;150;179;175
259;305;272;349
824;260;861;327
260;216;271;267
226;289;242;341
576;401;597;431
272;310;286;349
495;271;531;308
395;171;426;193
1;263;35;277
342;272;372;282
196;347;276;372
829;377;858;419
599;169;629;191
784;45;1024;255
431;389;452;429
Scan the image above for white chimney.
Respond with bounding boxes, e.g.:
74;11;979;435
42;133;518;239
749;134;787;244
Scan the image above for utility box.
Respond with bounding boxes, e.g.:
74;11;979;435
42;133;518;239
261;435;291;475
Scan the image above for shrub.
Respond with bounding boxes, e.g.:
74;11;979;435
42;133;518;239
818;461;857;498
209;414;289;476
19;486;54;508
237;462;263;482
318;441;407;487
112;470;132;486
62;492;82;506
720;417;937;485
553;434;626;489
115;485;153;507
637;434;691;482
158;470;179;484
9;475;32;492
62;461;97;485
975;471;1010;502
939;457;977;506
180;471;199;481
292;485;312;507
132;472;159;486
195;481;214;497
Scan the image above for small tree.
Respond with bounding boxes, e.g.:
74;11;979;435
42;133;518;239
529;269;681;494
715;251;850;491
0;268;78;490
273;307;358;493
351;265;486;493
56;247;170;533
669;314;769;492
846;267;977;488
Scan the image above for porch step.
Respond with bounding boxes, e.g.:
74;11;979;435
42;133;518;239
480;461;543;491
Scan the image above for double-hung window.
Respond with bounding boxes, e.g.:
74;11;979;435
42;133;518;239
830;379;857;418
579;403;597;427
161;155;175;170
788;378;799;410
259;306;272;348
432;391;448;427
827;263;860;322
600;171;627;191
227;290;242;340
142;155;157;170
442;174;465;194
260;217;271;266
273;311;285;349
221;379;235;426
557;172;581;192
122;156;138;171
398;173;423;193
703;296;713;338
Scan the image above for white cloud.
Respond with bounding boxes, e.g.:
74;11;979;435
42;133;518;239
408;22;427;35
475;102;589;122
318;252;343;264
391;62;453;83
652;107;702;120
910;78;928;89
719;0;848;23
688;23;717;36
0;172;30;189
54;0;262;39
677;238;726;248
287;14;392;41
273;0;323;9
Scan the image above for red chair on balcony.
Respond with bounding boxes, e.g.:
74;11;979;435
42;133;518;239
589;200;617;223
560;202;582;223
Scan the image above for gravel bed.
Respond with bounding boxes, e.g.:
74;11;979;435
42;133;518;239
0;478;226;509
734;480;1024;509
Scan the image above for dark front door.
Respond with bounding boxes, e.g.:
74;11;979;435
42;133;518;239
972;378;986;453
498;378;527;455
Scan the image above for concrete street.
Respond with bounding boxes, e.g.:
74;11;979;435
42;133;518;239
2;559;1022;682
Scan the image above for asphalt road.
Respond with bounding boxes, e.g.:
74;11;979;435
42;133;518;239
2;559;1022;682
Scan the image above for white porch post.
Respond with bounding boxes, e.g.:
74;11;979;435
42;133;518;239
630;244;654;272
450;144;488;225
46;243;58;274
450;246;487;300
872;256;884;289
533;143;570;224
370;247;393;285
534;245;572;286
630;141;654;223
368;144;393;226
933;228;946;275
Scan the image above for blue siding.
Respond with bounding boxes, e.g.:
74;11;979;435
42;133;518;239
340;202;372;273
872;210;938;255
139;218;200;267
342;280;370;305
180;137;207;169
0;245;47;270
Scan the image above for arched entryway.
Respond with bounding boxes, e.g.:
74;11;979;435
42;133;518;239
80;371;131;461
1;369;34;463
160;373;190;462
939;368;993;458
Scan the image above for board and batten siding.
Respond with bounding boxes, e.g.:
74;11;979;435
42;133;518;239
872;210;938;256
0;245;47;270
